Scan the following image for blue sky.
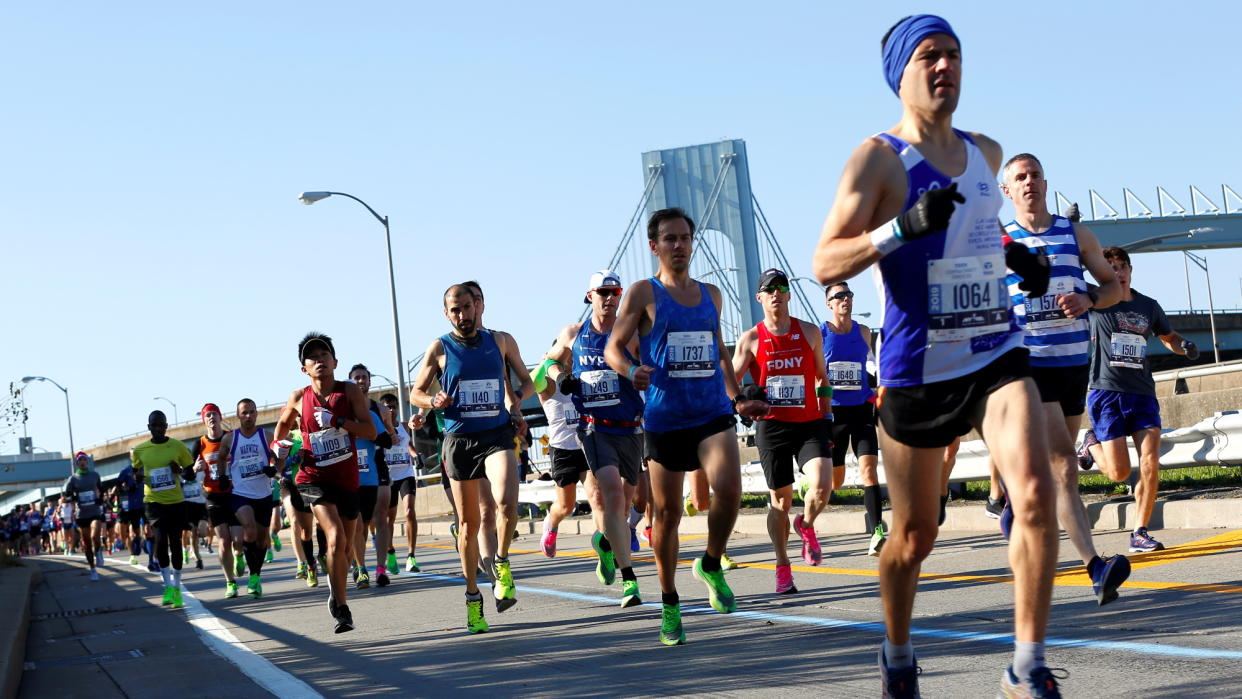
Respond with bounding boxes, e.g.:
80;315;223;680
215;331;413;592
3;1;1239;455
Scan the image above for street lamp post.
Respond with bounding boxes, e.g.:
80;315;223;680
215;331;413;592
20;376;74;468
153;396;179;425
299;191;408;425
1184;250;1221;363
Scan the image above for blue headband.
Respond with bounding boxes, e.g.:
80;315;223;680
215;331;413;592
881;14;959;97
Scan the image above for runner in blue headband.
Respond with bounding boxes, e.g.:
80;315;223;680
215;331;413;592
881;14;960;96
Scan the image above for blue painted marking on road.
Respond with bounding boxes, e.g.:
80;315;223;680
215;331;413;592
413;571;1242;660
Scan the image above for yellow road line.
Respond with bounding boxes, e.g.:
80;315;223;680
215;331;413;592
422;528;1242;594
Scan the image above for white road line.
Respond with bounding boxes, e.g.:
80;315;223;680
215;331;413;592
181;588;323;699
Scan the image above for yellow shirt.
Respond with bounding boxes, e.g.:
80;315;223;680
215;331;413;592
134;438;194;505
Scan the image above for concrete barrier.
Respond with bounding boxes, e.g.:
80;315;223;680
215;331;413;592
1;559;43;699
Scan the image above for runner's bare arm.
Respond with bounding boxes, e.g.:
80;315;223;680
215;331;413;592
218;430;233;472
341;382;378;441
272;389;303;443
812;138;909;284
605;280;655;389
803;319;832;416
410;339;448;411
730;327;758;379
544;322;581;383
1072;224;1121;313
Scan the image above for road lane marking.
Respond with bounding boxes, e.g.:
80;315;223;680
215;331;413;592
410;570;1242;660
181;588;323;699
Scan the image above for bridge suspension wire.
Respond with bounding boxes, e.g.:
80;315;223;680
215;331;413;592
752;193;821;324
688;155;745;322
580;165;664;323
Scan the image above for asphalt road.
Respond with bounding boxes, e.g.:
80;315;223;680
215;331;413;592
19;524;1242;698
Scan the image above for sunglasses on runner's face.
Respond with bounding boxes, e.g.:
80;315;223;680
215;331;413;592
594;288;621;297
761;285;790;294
830;291;855;301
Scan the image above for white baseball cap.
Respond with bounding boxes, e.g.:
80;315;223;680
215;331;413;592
584;270;622;303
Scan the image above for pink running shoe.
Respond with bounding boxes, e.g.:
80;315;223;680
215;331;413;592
793;514;822;566
775;564;797;594
540;528;557;558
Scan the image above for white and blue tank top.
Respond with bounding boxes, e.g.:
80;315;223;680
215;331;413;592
1004;215;1089;368
873;130;1022;387
640;278;733;432
570;321;644;434
441;329;510;434
821;320;874;406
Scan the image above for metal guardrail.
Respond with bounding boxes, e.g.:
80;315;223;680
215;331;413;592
1154;359;1242;383
516;411;1242;506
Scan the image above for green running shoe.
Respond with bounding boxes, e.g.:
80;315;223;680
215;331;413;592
249;574;262;599
721;553;739;571
161;586;174;606
405;554;420;573
386;552;399;573
693;557;737;613
128;555;139;566
183;550;191;564
493;558;516;612
591;532;616;586
659;603;685;646
356;568;371;590
295;562;308;580
271;533;282;551
317;554;328;572
306;567;319;588
264;548;274;563
683;495;697;517
466;596;489;633
171;587;184;609
234;553;246;577
225;581;238;598
620;578;642;608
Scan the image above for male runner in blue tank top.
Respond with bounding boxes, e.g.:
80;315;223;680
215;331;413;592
820;281;887;556
812;15;1060;697
543;269;646;608
411;284;534;633
1001;153;1133;604
607;208;770;646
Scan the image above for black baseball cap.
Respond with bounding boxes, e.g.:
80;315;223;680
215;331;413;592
756;268;789;291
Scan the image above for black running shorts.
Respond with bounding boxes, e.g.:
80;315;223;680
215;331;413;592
296;483;360;521
644;414;736;473
1030;363;1089;417
830;403;880;466
878;348;1031;449
756;418;833;490
443;423;516;481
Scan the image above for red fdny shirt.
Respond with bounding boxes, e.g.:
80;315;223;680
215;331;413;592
753;321;822;423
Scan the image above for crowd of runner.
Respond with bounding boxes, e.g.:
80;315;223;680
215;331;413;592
2;13;1207;698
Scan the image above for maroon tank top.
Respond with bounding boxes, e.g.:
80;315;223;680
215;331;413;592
295;382;359;491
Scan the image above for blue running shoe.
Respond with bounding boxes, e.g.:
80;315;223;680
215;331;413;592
1128;527;1164;553
1000;665;1067;698
1000;501;1014;541
629;527;640;553
878;646;921;698
1088;554;1131;605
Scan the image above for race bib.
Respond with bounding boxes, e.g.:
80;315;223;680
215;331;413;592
78;491;96;506
765;375;805;407
237;456;266;480
309;427;352;466
828;361;863;390
562;406;581;428
927;255;1009;342
149;466;176;492
385;445;410;466
666;331;716;378
458;379;501;418
1109;332;1146;369
357;450;371;473
182;481;202;499
206;454;222;481
580;369;620;408
1023;278;1075;330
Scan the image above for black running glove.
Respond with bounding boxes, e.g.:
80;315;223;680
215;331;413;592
180;465;196;482
1181;339;1200;360
263;465;278;478
1065;202;1082;223
1004;242;1051;297
557;372;582;396
897;182;965;241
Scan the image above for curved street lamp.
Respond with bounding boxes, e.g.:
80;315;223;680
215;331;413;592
153;396;179;425
299;191;408;425
21;376;74;467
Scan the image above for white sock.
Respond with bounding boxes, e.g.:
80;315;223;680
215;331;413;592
172;568;182;588
1013;641;1045;678
628;507;643;528
161;568;171;587
883;639;914;669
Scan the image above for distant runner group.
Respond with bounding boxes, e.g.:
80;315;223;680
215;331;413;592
4;13;1206;699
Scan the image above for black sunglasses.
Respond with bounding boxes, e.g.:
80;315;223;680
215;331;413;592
829;290;855;301
593;288;621;297
760;284;789;294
